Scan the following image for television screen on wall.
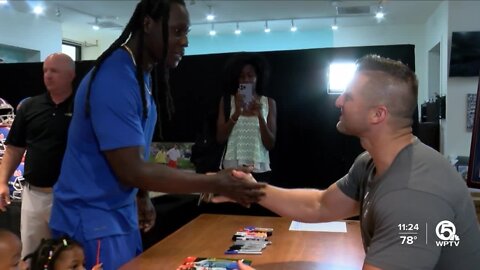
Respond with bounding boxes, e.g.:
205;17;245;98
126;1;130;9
449;31;480;77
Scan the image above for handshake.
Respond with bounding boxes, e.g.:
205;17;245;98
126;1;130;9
199;169;263;206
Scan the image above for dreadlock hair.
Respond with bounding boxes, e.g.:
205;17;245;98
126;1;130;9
84;0;183;133
24;237;83;270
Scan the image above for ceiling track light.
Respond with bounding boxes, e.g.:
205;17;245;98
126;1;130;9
264;20;271;33
195;8;389;36
92;17;100;30
290;19;297;32
375;1;385;20
234;22;241;35
206;5;215;21
331;17;338;30
55;7;61;17
209;23;216;36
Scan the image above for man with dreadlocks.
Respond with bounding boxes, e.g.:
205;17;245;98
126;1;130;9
49;0;265;269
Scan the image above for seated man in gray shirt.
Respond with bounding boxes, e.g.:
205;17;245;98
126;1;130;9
225;54;480;270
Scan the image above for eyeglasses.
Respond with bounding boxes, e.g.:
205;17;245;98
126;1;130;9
170;26;190;39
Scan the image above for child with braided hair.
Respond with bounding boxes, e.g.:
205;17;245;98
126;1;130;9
25;237;102;270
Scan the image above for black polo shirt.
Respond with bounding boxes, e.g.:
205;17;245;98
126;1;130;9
6;92;73;187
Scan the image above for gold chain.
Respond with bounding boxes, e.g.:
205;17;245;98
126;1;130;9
122;44;137;66
122;44;151;95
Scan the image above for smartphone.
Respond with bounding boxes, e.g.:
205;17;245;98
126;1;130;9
238;83;254;108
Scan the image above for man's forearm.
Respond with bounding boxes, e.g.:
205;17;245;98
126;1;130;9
259;185;326;223
0;145;25;184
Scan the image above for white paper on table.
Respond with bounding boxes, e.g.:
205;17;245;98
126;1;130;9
289;221;347;233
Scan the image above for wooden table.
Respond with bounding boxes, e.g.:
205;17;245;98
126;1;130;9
120;214;365;270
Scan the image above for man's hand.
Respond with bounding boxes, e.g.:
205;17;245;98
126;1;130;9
231;169;256;182
136;195;156;233
212;169;265;207
210;169;258;204
0;183;11;212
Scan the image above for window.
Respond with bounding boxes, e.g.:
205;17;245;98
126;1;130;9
61;41;81;61
327;62;356;94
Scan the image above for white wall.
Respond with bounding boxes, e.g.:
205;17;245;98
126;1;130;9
447;78;478;156
424;1;449;154
62;24;121;60
0;6;61;60
443;1;480;157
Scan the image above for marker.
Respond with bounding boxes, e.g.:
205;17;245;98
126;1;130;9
225;250;262;255
244;226;274;233
228;245;263;252
233;236;269;241
233;241;269;247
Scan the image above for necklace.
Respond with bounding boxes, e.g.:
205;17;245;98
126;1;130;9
122;44;137;66
122;44;151;95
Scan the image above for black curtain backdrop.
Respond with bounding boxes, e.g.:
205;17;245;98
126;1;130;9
0;44;415;189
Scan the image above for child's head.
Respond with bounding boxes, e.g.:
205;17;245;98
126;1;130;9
26;237;85;270
0;229;25;270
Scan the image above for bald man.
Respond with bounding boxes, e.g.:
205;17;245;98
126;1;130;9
0;229;26;270
0;53;75;257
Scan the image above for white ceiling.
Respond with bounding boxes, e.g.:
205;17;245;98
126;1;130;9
4;0;441;39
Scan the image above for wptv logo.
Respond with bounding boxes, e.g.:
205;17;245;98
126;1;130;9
435;220;460;247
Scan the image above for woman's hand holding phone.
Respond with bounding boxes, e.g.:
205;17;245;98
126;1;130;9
233;92;244;116
238;83;254;108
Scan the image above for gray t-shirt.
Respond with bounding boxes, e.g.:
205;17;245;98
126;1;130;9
337;138;480;270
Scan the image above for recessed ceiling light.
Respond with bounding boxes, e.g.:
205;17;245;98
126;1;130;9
33;5;44;15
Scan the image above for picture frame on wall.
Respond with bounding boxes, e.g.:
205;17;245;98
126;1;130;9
149;142;195;172
467;72;480;188
466;93;477;131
